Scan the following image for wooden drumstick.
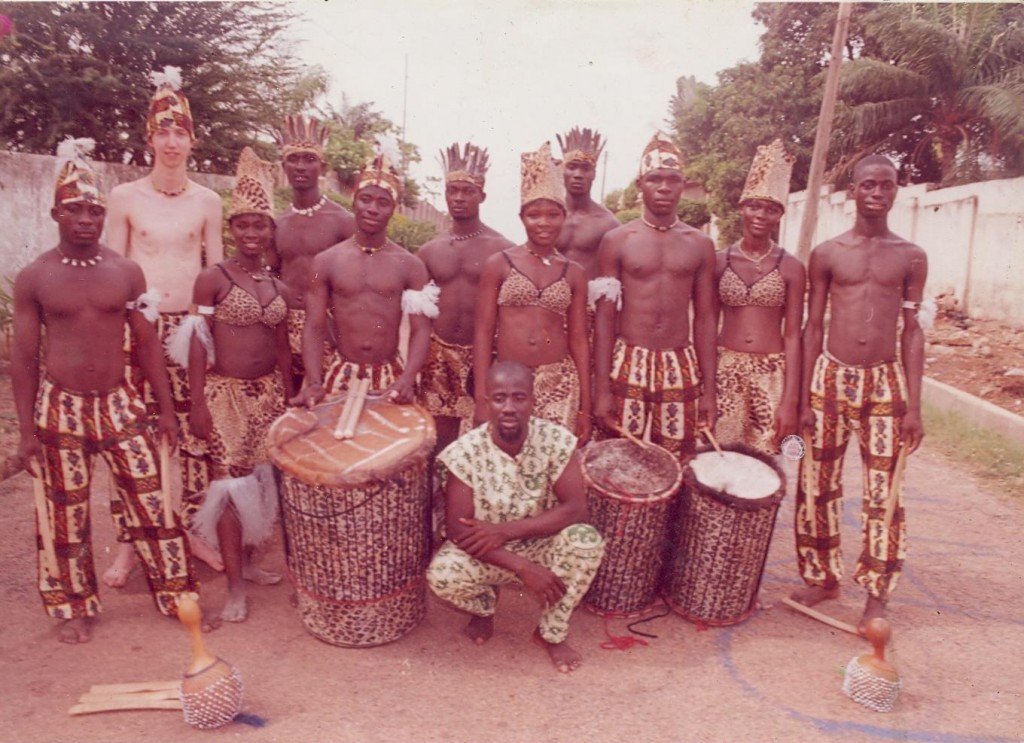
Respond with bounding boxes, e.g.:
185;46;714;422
160;437;174;528
609;423;650;450
177;593;217;676
882;446;908;535
333;385;360;440
341;377;371;439
29;461;57;571
700;426;724;455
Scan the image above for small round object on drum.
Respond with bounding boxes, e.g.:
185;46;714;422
267;394;435;647
581;438;682;617
664;444;785;626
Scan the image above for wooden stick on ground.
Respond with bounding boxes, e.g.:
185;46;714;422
160;438;174;527
89;680;180;695
78;688;181;704
29;462;57;569
69;699;182;715
781;596;860;636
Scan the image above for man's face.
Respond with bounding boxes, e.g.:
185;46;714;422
353;185;396;236
564;159;596;197
52;201;106;248
486;372;534;444
852;164;898;219
739;199;784;240
148;125;194;167
520;199;566;247
445;180;485;221
637;168;685;216
282;151;323;191
229;214;275;257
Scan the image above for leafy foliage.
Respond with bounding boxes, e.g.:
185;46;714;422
0;2;327;174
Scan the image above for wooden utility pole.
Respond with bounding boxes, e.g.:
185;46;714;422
797;2;853;262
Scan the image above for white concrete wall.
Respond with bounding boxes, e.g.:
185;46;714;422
0;150;234;284
780;176;1024;328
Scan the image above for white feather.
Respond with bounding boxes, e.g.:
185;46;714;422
56;137;96;163
402;281;440;318
918;297;937;331
191;464;279;550
149;65;183;90
164;315;214;367
588;277;622;310
374;132;402;165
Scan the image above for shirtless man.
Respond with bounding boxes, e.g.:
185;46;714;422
427;361;604;673
12;141;197;643
593;132;717;459
105;66;224;579
418;142;513;450
791;154;927;634
293;152;433;407
555;127;619;283
267;115;355;386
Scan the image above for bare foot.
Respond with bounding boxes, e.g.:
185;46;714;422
102;543;137;588
219;591;248;623
188;533;225;572
463;615;494;645
532;629;582;673
58;617;93;645
243;565;282;586
790;584;840;607
858;595;887;636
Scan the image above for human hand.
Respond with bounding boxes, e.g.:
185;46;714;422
188;404;211;441
384;376;416;405
290;380;325;409
774;403;799;446
697;390;717;430
18;434;42;477
575;411;592;445
901;411;925;454
799;403;815;435
593;390;616;432
455;518;511;558
157;412;180;452
517;562;566;606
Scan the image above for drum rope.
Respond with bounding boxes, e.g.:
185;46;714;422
598;600;673;650
287;566;424;607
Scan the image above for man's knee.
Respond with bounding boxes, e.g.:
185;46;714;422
555;523;605;557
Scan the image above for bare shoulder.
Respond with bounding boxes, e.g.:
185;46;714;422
601;219;639;248
678;223;714;250
779;248;806;278
191;182;222;205
415;234;448;260
483;229;516;250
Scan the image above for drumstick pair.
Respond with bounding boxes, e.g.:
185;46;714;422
333;378;371;440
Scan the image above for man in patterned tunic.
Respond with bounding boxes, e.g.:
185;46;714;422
427;361;604;673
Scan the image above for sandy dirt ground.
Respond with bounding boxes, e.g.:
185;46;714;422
0;441;1021;743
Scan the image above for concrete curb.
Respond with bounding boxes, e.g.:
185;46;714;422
923;376;1024;445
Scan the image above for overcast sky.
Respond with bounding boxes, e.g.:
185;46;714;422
290;0;764;240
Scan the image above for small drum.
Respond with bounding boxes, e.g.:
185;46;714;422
664;444;784;625
266;394;435;647
581;438;682;616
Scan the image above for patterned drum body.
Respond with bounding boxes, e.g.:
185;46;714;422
267;396;435;647
664;445;784;625
582;438;682;616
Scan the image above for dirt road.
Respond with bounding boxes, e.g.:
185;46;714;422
0;443;1020;742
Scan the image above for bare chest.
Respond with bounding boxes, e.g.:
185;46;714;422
39;272;131;320
831;247;909;290
622;238;701;281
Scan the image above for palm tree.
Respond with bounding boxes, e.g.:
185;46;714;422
836;3;1024;184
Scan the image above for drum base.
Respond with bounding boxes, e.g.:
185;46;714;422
293;575;426;648
583;597;662;619
663;593;760;627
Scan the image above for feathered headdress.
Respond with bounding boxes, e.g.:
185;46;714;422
275;115;329;161
54;137;104;207
558;127;605;166
520;142;565;210
440;142;489;189
354;134;403;202
147;65;194;139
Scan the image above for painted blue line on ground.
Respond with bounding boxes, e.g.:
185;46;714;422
716;628;1017;743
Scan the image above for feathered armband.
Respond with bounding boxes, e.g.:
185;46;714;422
126;288;162;323
902;297;937;331
588;277;622;310
401;280;441;318
164;309;215;367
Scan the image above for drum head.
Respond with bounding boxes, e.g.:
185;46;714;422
582;438;682;503
267;394;435;487
689;449;782;502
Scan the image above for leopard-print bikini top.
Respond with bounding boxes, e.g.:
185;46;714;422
496;251;572;316
718;245;786;308
213;264;287;328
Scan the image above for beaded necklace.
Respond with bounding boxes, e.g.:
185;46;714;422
290;195;328;217
57;246;103;267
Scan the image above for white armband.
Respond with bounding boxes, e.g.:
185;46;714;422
401;280;441;318
916;297;937;331
588;277;622;310
164;314;215;368
126;288;162;323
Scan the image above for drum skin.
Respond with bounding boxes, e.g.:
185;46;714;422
267;395;435;647
581;439;682;617
664;443;785;626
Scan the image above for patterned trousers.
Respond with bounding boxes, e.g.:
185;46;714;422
794;353;909;600
324;354;403;395
119;313;209;534
532;356;580;433
426;524;605;644
714;347;786;455
33;378;197;619
608;338;702;460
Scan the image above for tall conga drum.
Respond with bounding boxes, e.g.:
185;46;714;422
266;395;435;647
664;444;784;626
582;438;682;616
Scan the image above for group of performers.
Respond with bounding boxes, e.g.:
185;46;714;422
12;68;927;672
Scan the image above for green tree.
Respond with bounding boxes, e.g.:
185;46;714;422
836;3;1024;185
0;2;327;173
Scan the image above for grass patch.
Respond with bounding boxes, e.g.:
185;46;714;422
922;402;1024;496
